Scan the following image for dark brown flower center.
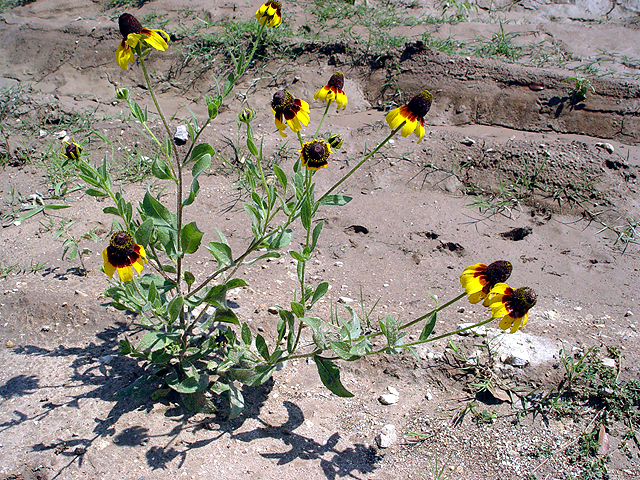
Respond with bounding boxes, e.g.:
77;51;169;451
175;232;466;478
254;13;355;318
485;260;512;285
119;13;142;39
302;140;330;169
510;287;537;318
309;143;326;160
328;72;344;90
272;90;293;113
110;231;134;253
65;143;81;160
407;90;433;118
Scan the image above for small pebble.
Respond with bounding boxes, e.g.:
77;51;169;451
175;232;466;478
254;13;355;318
461;137;475;146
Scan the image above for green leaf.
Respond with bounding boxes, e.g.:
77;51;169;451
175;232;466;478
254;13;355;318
289;250;305;263
241;323;252;345
167;295;184;323
206;241;233;267
103;206;119;216
135;218;154;247
419;312;437;341
310;221;324;251
85;188;108;197
301;317;327;350
202;284;226;307
314;356;354;397
181;222;204;254
192;150;212;178
255;334;269;361
290;301;305;318
319;195;352;206
309;282;328;308
166;369;209;394
273;165;287;190
142;192;175;227
152;157;174;180
379;314;400;347
228;382;244;419
241;251;280;266
137;331;180;352
267;228;292;250
225;278;247;290
182;177;200;206
214;307;240;325
329;340;360;361
229;365;275;387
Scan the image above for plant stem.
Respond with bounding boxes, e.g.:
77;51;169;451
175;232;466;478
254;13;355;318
313;102;331;139
318;125;400;203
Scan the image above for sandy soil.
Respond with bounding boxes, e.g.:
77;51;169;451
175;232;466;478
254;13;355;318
1;1;639;479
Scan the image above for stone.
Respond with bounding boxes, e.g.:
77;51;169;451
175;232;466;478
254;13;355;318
461;137;476;146
174;125;189;146
379;393;399;405
375;424;397;448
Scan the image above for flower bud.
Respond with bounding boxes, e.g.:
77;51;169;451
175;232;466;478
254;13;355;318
238;108;256;124
116;88;130;100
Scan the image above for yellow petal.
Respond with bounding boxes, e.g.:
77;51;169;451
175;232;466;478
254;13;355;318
116;42;133;70
144;30;169;51
416;122;425;143
288;116;302;132
386;108;405;129
126;33;142;48
117;265;134;282
299;99;310;114
336;91;347;110
102;248;116;278
467;291;485;304
314;88;326;101
401;118;417;137
499;316;515;332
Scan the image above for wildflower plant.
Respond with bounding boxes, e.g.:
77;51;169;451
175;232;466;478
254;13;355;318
72;4;539;417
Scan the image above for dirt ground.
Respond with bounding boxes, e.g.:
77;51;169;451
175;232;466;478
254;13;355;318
1;1;640;479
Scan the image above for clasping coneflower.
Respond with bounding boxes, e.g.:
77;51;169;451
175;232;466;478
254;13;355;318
271;90;310;137
314;72;347;110
299;139;331;171
116;13;169;71
255;1;282;27
385;90;433;143
61;138;82;161
460;260;512;304
483;285;537;333
102;231;147;282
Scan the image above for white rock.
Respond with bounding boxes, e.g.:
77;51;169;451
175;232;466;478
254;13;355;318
595;142;614;154
456;323;486;336
461;137;476;146
376;424;397;448
387;386;399;396
378;393;399;405
338;296;354;304
504;354;529;368
601;358;616;369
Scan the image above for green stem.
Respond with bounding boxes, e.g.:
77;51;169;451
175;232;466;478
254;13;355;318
313;102;331;139
318;125;401;203
399;292;467;332
296;130;305;149
139;55;183;298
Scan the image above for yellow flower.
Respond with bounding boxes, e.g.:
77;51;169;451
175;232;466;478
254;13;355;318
385;90;433;143
483;285;537;334
61;138;82;161
314;72;347;110
116;13;169;71
299;140;331;171
271;90;310;137
459;260;512;304
102;231;147;282
255;1;282;27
